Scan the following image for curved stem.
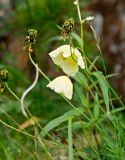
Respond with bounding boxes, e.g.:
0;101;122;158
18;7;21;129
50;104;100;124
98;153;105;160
20;64;39;117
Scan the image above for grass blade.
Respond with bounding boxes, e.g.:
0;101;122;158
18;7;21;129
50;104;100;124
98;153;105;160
92;71;109;112
68;116;73;160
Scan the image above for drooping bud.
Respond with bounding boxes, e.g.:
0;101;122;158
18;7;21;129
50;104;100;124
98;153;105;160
0;69;8;82
61;18;74;41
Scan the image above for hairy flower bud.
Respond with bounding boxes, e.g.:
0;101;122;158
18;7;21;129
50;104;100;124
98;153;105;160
0;69;8;82
0;83;6;93
23;29;37;52
61;18;74;40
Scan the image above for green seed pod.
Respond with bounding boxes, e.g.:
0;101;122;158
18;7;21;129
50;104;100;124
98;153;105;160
0;69;8;82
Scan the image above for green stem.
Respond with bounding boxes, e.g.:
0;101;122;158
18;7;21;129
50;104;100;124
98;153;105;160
76;0;82;22
69;37;77;63
6;83;31;118
80;23;84;51
6;83;21;102
25;0;32;20
76;0;84;51
68;116;73;160
29;52;51;82
63;96;101;131
35;127;53;160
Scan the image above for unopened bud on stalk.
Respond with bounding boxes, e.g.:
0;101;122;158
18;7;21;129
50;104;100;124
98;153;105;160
61;18;74;40
0;83;5;93
28;29;37;36
0;69;8;82
23;29;37;52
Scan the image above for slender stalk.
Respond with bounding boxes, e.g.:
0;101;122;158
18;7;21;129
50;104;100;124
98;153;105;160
76;0;82;22
0;119;35;138
6;83;33;118
35;127;53;160
68;116;73;160
75;0;84;51
63;96;101;131
25;0;32;20
6;83;20;102
29;52;51;82
0;119;67;151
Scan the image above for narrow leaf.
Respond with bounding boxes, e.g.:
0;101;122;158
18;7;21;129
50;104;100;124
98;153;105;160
41;107;83;138
74;72;88;89
68;116;73;160
71;32;83;48
92;71;109;112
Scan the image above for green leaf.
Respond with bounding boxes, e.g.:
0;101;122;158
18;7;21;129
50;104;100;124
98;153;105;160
75;85;89;107
0;141;13;160
89;56;99;72
68;117;73;160
71;32;83;48
92;71;109;112
0;100;31;114
41;107;83;138
73;72;88;89
93;93;100;119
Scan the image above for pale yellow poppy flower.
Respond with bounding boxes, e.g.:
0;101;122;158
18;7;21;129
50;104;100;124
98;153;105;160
47;76;73;100
49;45;85;76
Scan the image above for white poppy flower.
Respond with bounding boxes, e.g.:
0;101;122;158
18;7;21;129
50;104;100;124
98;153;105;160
49;45;85;76
47;76;73;100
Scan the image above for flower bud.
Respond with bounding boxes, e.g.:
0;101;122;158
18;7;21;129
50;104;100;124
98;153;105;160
0;83;5;93
61;18;74;40
23;29;37;52
0;69;8;82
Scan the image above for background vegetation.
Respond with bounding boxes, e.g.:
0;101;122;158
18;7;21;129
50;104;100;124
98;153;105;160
0;0;125;159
